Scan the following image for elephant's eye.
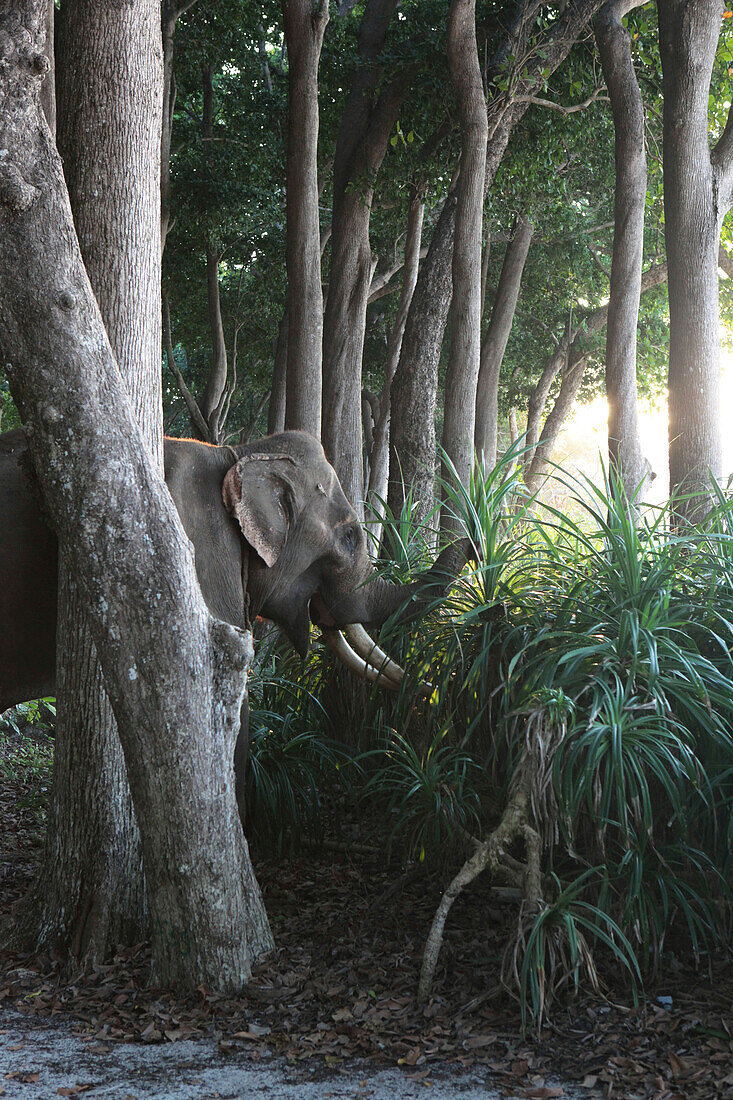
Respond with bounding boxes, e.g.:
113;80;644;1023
342;525;357;552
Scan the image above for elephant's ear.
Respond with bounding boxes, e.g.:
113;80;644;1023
222;452;297;567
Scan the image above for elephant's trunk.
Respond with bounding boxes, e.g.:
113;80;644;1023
329;537;474;628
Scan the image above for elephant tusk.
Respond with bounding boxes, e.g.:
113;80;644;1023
343;623;406;688
319;629;400;691
323;629;431;695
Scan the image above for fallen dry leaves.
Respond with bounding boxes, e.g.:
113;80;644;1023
1;760;732;1099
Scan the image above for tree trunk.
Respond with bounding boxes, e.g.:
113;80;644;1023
0;0;273;989
595;0;649;500
524;260;669;478
474;215;533;468
28;0;167;964
524;354;590;494
321;0;402;514
658;0;733;511
439;0;488;537
268;299;289;435
40;0;54;136
282;0;328;437
525;327;570;468
200;239;229;439
386;193;457;537
365;185;425;545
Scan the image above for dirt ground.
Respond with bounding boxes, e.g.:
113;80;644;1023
1;726;732;1100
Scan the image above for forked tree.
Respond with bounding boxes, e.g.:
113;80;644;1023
0;0;272;988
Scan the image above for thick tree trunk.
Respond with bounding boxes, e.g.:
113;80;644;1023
439;0;488;537
474;215;533;467
0;0;273;989
282;0;328;437
658;0;733;512
365;186;425;544
321;0;401;514
595;0;649;499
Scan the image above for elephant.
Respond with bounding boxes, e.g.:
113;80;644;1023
0;427;472;821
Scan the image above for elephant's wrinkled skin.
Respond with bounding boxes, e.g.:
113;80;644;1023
0;427;471;820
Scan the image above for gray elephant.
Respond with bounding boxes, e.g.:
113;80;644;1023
0;427;472;820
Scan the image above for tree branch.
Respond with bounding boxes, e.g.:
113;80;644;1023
712;101;733;214
514;88;609;114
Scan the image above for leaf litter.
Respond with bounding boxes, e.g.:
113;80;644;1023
1;756;732;1099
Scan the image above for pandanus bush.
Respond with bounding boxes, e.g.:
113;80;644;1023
364;454;733;1026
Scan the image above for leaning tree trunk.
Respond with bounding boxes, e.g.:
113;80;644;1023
474;214;534;468
658;0;733;513
282;0;328;437
321;0;401;513
596;0;650;500
0;0;273;989
439;0;488;538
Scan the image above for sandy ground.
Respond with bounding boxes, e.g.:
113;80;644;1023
0;1007;587;1100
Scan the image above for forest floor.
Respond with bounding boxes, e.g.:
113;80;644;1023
1;724;732;1100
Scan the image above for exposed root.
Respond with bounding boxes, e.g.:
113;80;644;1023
417;703;567;1006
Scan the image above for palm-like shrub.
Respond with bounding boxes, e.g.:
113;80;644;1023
371;458;733;1023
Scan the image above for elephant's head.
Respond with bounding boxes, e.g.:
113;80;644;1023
221;431;472;682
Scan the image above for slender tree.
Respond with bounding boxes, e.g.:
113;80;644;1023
474;215;534;468
595;0;649;499
366;184;425;544
282;0;329;437
439;0;488;535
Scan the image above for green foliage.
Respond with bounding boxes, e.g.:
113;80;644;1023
0;700;55;819
245;642;346;853
355;455;733;1023
362;729;482;865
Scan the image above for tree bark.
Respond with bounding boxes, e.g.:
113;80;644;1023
439;0;488;537
282;0;328;437
658;0;733;512
365;186;425;544
0;0;273;989
199;237;229;439
29;0;167;963
474;215;533;468
387;193;457;537
268;299;289;435
40;0;54;136
595;0;649;500
321;0;402;514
